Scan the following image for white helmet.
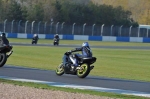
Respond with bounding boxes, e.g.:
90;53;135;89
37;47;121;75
82;42;89;47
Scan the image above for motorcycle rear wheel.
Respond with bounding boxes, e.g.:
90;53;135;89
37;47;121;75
0;53;7;67
55;63;64;76
77;63;90;78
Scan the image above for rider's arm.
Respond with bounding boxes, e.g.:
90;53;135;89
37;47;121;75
71;47;82;52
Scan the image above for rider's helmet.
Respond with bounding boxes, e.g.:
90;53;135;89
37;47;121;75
34;34;37;37
0;32;6;37
82;42;89;47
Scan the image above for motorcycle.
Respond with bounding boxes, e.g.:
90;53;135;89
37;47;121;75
53;38;59;46
32;34;39;44
0;45;13;67
55;51;96;78
32;37;38;44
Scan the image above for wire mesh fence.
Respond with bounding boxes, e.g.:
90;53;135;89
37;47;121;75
0;20;150;37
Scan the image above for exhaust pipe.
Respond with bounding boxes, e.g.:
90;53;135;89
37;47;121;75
90;66;94;70
7;50;13;58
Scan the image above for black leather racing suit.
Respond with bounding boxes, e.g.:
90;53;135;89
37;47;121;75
0;36;9;46
63;46;92;72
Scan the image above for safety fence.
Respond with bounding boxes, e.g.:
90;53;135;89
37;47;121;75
0;20;150;38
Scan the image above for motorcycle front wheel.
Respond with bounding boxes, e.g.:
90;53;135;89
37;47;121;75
77;63;90;78
0;53;7;67
55;63;64;76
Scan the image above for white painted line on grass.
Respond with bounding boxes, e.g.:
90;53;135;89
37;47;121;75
0;76;150;98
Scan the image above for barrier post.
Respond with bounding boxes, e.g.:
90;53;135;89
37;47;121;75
120;25;123;36
111;25;114;36
18;20;22;33
11;20;15;33
38;21;41;34
92;24;95;36
72;23;76;35
4;19;7;33
25;20;29;34
56;22;59;34
83;23;86;35
31;21;35;34
101;24;104;36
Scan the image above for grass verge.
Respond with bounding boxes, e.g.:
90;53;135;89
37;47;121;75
0;78;148;99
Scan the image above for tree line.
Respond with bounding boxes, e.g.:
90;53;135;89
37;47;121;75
0;0;138;27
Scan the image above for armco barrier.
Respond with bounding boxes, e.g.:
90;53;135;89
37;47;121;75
5;33;150;43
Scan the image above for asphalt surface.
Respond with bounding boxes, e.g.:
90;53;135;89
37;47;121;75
0;65;150;93
0;43;150;94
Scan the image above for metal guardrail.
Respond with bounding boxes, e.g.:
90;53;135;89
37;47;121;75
0;20;150;38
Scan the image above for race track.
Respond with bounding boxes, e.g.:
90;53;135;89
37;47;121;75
0;43;150;97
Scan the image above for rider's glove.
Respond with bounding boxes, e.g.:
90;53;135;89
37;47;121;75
65;51;72;55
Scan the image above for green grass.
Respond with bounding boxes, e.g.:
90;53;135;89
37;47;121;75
6;45;150;82
0;78;149;99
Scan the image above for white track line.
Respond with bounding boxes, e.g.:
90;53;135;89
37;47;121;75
0;76;150;98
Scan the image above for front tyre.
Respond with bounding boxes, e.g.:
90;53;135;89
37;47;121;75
77;63;90;78
55;63;64;76
0;53;7;67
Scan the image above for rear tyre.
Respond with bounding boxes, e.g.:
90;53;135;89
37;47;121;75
0;53;7;67
77;63;90;78
55;63;64;76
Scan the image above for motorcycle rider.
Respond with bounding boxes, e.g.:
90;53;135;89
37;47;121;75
63;42;92;73
0;32;9;46
32;34;39;44
54;34;59;40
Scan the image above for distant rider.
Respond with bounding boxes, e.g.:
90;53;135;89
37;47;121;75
54;34;59;41
63;42;92;72
32;34;39;44
0;32;9;46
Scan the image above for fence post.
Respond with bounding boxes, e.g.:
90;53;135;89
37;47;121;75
83;23;86;35
92;24;95;36
101;24;104;36
129;26;132;37
61;22;65;34
72;23;76;35
11;20;15;33
38;21;41;34
44;22;47;34
56;22;59;34
50;22;54;34
31;21;35;34
147;28;149;37
18;20;22;33
4;19;7;33
111;25;114;36
25;21;29;34
120;25;123;36
138;27;140;37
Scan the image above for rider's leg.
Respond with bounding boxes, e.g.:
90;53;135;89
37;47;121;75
62;55;71;72
69;55;78;71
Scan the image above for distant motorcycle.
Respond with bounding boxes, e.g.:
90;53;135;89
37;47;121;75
32;38;38;44
32;34;39;44
0;45;13;67
55;51;96;78
53;38;59;46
